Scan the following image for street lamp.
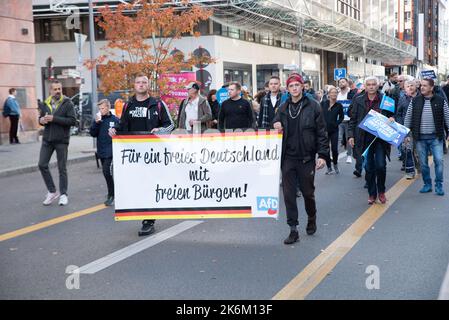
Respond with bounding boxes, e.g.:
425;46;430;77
88;0;98;119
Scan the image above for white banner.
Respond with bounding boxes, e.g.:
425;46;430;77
113;131;282;220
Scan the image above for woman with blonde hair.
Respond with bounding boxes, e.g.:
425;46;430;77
321;86;344;174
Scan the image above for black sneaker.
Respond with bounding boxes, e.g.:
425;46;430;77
353;170;362;178
138;221;155;236
306;218;317;235
284;230;299;245
104;196;114;206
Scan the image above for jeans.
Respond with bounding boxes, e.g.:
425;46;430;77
281;157;317;227
38;141;69;194
339;121;353;157
416;138;444;186
364;140;387;197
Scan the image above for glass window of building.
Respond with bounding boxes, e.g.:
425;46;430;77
337;0;361;21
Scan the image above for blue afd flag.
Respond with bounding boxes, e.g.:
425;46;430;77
216;87;229;105
380;95;395;113
337;100;351;121
358;110;410;147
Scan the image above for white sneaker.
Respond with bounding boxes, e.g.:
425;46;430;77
58;194;68;206
43;191;60;206
346;156;353;164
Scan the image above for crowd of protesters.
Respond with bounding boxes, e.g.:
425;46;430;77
21;70;449;245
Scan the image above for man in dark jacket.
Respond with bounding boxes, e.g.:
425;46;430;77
38;80;76;206
348;77;395;205
90;99;120;206
258;76;282;129
404;78;449;196
109;73;174;236
273;74;328;245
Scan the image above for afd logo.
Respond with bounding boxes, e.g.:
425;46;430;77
257;197;279;215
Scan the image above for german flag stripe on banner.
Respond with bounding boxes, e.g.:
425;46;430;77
114;207;252;221
113;131;282;143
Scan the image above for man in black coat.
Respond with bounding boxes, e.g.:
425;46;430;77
109;73;174;236
273;74;328;245
348;77;395;205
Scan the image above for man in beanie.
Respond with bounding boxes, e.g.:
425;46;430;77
273;74;328;245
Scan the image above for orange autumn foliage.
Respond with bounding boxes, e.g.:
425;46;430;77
85;0;213;99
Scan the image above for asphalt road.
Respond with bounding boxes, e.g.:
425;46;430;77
0;153;448;299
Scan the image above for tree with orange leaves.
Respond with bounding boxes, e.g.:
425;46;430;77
86;0;213;103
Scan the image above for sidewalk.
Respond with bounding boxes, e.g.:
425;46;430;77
0;135;97;178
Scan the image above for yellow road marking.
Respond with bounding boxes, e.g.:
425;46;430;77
273;176;416;300
0;204;106;243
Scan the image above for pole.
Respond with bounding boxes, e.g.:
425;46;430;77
298;17;303;75
88;0;97;147
78;33;83;133
362;39;368;81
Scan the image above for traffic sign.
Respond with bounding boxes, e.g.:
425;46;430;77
334;68;347;80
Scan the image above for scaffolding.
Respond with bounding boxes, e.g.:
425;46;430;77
35;0;417;65
173;0;417;65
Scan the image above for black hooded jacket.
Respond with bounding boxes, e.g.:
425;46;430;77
272;95;329;163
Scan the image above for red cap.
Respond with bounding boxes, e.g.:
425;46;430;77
286;74;304;87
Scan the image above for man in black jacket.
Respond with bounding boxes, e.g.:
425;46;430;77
273;74;328;245
348;77;395;205
404;78;449;196
258;76;282;129
109;73;174;236
38;80;76;206
90;99;120;206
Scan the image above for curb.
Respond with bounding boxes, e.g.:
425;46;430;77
0;154;96;178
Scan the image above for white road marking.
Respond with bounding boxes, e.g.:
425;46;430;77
439;263;449;300
77;221;203;274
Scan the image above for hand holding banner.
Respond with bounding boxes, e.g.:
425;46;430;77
358;110;410;147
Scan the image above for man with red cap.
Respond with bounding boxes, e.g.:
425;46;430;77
273;74;329;245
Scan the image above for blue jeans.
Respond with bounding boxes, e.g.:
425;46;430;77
364;140;387;197
416;138;444;186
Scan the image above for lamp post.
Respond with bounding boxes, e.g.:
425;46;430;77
88;0;98;118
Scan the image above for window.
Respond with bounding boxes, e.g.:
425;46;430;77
405;12;411;23
35;18;79;42
193;20;209;35
337;0;361;21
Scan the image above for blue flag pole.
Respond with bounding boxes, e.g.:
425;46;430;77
361;137;378;168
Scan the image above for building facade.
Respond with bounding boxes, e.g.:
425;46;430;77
438;0;449;80
0;0;38;144
32;0;416;101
